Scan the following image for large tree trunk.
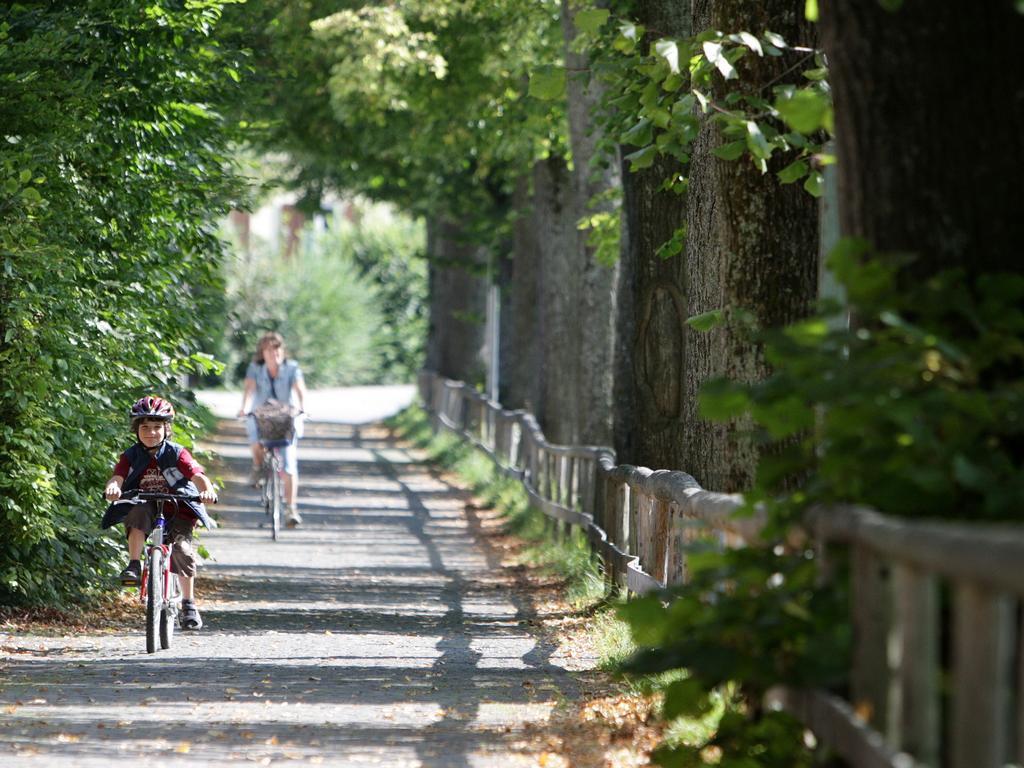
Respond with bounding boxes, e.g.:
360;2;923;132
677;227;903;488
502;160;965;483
614;0;691;467
681;1;820;491
501;174;543;412
424;218;488;383
561;0;620;447
534;155;581;444
820;2;1024;277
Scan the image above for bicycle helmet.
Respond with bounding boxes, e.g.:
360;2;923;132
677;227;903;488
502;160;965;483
129;396;175;422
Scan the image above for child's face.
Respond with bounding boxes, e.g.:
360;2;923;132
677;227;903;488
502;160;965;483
137;420;169;449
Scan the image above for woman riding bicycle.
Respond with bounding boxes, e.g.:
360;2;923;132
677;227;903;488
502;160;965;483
102;396;218;630
237;331;308;527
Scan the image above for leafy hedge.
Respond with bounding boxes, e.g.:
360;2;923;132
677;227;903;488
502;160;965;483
218;206;426;387
0;0;243;606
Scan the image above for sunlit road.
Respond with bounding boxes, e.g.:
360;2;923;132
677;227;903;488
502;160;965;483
0;392;591;766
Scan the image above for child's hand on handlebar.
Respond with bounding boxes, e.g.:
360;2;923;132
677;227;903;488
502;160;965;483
105;483;122;501
198;488;218;504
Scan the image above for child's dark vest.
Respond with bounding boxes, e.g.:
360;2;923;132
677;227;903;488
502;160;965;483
101;440;214;530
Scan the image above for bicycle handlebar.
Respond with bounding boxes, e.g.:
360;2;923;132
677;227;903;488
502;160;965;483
109;489;215;504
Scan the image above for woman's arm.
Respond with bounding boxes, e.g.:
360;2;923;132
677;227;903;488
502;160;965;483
237;376;256;417
293;375;308;414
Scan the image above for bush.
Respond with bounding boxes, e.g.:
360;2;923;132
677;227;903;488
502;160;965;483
219;202;426;386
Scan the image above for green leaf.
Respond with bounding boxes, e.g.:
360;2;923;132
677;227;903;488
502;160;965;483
686;309;725;331
702;40;737;80
878;0;904;10
621;118;653;147
803;171;823;197
699;381;750;421
776;89;831;134
654;39;680;74
574;8;610;36
662;678;713;719
528;66;566;100
20;187;42;204
713;141;746;161
777;159;808;184
805;0;819;21
745;121;773;161
625;145;657;171
736;31;763;56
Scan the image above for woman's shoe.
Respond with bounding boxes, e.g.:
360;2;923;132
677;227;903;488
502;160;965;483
285;506;302;527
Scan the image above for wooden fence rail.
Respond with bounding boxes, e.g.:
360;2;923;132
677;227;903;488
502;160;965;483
419;370;1024;768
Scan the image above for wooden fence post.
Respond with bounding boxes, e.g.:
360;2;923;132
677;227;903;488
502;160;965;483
951;582;1014;768
890;564;939;763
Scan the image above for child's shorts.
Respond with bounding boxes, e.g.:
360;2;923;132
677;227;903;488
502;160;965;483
123;504;199;578
246;414;300;475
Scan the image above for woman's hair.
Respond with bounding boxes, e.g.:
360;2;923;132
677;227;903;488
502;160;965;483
253;331;287;363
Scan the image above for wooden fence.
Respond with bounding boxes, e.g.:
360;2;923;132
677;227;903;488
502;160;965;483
419;369;1024;768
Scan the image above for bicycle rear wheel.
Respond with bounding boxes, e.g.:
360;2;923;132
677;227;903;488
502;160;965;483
270;465;282;540
145;549;161;654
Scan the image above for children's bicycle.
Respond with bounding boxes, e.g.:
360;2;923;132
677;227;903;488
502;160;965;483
110;490;202;654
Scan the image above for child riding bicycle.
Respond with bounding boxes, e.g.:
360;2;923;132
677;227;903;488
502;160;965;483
102;396;218;630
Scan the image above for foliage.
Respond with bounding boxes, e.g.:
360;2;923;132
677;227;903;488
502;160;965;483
619;544;848;766
224;0;566;253
701;241;1024;525
338;208;429;384
220;203;426;386
559;6;831;260
574;8;832;188
221;219;381;387
0;0;242;605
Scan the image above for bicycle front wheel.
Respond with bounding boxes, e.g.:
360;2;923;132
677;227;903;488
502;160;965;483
145;549;162;654
270;466;282;540
160;573;178;650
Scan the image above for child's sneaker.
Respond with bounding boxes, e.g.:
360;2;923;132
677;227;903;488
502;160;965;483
247;465;262;487
118;561;141;586
180;600;203;630
285;506;302;527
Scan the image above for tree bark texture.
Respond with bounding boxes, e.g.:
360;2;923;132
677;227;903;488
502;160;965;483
820;1;1024;279
534;155;582;445
614;0;691;468
424;218;488;384
501;174;543;413
683;1;819;492
561;0;620;446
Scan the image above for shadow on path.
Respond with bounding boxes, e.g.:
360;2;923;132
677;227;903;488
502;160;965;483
0;418;591;767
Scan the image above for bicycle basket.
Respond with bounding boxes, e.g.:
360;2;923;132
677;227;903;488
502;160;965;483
253;400;296;442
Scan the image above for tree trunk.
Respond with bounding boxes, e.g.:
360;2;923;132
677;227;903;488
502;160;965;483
682;0;819;491
561;0;620;447
614;0;691;467
534;155;581;444
424;218;488;384
819;2;1024;277
501;174;543;412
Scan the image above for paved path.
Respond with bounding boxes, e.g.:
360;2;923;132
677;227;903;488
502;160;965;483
0;412;594;766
